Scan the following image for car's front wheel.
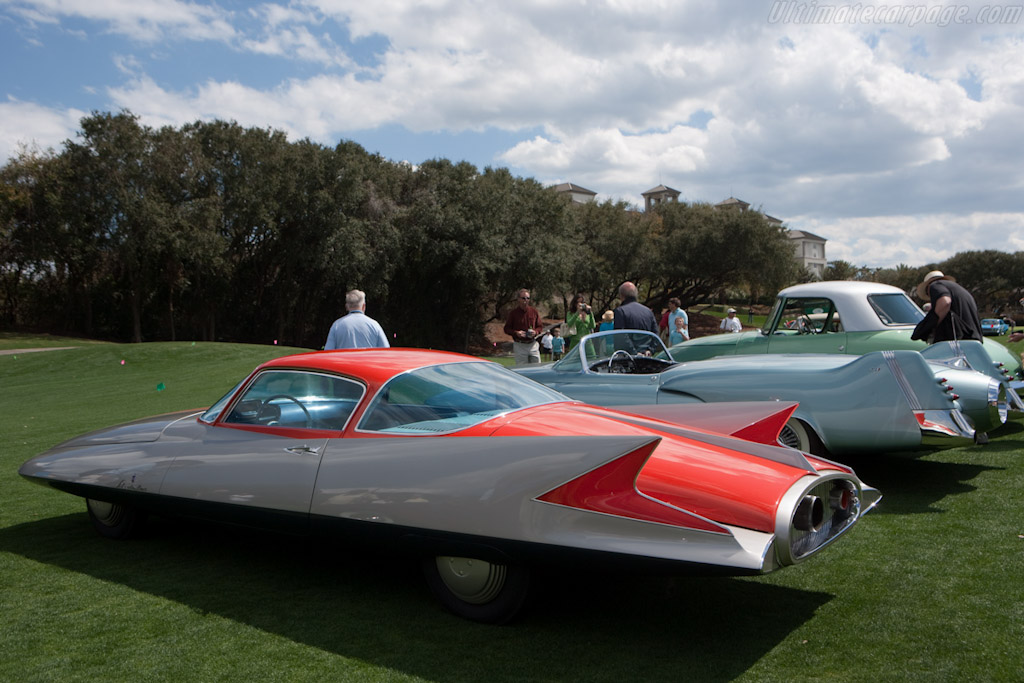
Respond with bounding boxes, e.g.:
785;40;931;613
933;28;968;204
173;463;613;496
422;555;530;624
86;499;145;539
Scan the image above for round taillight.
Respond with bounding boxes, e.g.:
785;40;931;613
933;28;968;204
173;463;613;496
794;495;825;532
829;487;848;511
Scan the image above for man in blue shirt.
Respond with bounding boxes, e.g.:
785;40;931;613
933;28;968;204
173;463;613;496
667;297;688;344
324;290;390;349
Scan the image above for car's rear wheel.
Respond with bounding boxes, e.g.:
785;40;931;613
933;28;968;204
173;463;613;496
422;556;530;624
86;499;145;539
778;418;824;455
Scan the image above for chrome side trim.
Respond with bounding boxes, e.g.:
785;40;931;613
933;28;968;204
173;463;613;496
915;409;975;448
882;349;921;411
989;380;1009;425
1006;385;1024;413
860;485;882;514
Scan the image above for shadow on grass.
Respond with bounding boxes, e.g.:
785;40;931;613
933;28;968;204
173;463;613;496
0;512;832;683
987;417;1024;441
837;452;1004;516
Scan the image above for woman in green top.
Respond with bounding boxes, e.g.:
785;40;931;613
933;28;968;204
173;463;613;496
565;294;596;350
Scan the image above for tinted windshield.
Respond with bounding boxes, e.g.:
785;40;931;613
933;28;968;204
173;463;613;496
867;293;924;325
358;361;565;434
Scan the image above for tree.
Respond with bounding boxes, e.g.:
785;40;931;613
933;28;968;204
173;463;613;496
645;202;802;310
870;263;923;293
939;250;1024;315
557;198;638;316
185;120;294;342
0;148;64;328
64;111;182;342
380;162;567;351
823;260;863;281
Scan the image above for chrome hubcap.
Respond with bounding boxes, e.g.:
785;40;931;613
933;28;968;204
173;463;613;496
778;422;803;450
435;557;506;604
87;499;124;527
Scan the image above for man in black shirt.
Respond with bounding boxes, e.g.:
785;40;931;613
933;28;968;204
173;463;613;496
912;270;983;343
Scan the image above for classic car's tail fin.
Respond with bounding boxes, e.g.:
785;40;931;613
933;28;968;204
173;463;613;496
535;438;731;534
582;405;819;475
606;401;798;446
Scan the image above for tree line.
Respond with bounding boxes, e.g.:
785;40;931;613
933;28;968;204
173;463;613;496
0;111;805;350
824;255;1024;319
24;111;1020;350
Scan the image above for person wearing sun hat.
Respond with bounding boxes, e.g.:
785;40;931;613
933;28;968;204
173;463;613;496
911;270;983;343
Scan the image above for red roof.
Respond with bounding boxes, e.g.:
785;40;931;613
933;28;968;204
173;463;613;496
259;348;485;387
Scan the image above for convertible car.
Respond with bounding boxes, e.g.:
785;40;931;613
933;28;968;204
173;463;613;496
20;349;880;624
516;330;1006;455
667;281;1023;379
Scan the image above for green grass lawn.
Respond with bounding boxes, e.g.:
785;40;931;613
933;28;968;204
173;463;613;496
697;305;768;330
0;331;112;350
3;341;1024;681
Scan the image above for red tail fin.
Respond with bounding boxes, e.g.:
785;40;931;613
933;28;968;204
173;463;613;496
607;402;799;445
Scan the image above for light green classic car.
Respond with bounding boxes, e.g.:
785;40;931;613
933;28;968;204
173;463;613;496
514;329;1009;456
669;281;1023;380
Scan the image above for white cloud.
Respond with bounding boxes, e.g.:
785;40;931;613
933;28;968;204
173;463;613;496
3;0;237;42
502;125;708;201
112;53;143;75
0;98;86;161
240;24;349;67
793;212;1024;268
3;0;1024;268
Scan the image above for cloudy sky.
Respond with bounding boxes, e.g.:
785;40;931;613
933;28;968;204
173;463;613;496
2;0;1022;268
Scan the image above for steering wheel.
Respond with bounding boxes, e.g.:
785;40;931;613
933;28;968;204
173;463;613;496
799;314;816;334
257;394;311;428
607;349;637;374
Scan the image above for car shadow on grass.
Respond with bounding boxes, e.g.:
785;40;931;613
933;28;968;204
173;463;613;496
0;512;832;683
834;451;1005;516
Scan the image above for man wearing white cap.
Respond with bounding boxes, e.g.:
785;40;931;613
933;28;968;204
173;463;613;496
911;270;983;343
719;307;742;333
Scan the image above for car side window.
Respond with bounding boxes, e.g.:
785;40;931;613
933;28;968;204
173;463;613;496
222;370;364;431
776;297;839;334
867;293;925;326
358;362;562;434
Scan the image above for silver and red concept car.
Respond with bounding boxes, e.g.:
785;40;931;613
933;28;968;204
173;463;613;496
20;349;880;623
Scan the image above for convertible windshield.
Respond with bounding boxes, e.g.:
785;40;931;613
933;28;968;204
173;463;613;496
867;293;925;325
358;361;565;434
762;298;783;334
555;330;670;371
